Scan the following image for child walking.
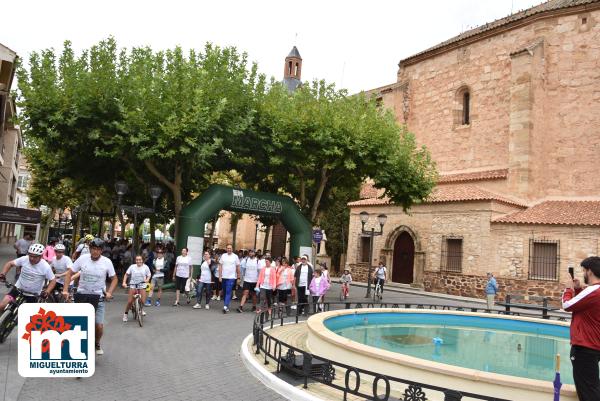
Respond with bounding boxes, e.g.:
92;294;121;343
309;267;330;312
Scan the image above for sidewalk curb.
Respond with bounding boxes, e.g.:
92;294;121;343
348;281;488;305
240;333;323;401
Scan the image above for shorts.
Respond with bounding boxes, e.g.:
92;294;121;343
7;287;38;303
278;288;291;303
243;281;257;291
74;293;101;310
151;276;164;288
95;300;106;325
175;276;187;292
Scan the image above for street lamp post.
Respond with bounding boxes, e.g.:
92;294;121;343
254;223;259;250
360;211;387;298
115;181;162;253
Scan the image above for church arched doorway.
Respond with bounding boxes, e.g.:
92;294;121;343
392;231;414;284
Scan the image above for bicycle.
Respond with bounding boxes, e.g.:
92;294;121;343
372;279;383;302
129;283;146;327
339;282;349;301
0;282;41;343
49;284;75;303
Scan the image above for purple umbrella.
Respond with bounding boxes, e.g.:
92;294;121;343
553;354;562;401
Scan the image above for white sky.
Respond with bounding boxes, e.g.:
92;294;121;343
3;0;542;94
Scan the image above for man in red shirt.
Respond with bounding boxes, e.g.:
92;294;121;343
562;256;600;401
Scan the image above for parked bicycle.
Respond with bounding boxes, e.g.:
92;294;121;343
0;282;41;343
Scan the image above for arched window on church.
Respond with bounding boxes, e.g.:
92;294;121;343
462;91;470;125
454;86;471;127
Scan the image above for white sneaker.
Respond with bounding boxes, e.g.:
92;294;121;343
123;314;128;322
273;302;278;306
96;347;104;356
211;295;217;300
205;304;210;310
142;310;147;316
193;303;202;309
232;294;238;300
217;296;221;301
291;305;297;310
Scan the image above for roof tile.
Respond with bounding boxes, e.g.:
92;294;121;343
438;169;508;184
493;200;600;226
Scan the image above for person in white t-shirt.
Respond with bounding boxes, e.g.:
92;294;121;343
148;248;167;307
72;234;94;261
0;243;55;309
218;244;240;313
63;238;118;356
12;234;33;280
172;247;192;306
193;251;214;309
50;243;78;300
237;249;259;313
122;255;151;322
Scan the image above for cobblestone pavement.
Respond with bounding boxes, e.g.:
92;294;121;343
0;243;559;401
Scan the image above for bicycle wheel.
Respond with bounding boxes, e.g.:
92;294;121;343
0;308;15;344
131;298;137;320
372;285;378;302
136;299;143;327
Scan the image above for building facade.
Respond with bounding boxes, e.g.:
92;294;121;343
347;0;600;301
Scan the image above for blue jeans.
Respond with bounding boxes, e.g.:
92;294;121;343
222;278;236;308
196;281;212;305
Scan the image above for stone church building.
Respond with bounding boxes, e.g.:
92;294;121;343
346;0;600;301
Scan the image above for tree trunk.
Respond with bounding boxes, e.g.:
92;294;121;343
150;215;156;248
231;219;239;250
117;209;126;241
262;225;271;253
144;160;182;243
310;167;329;222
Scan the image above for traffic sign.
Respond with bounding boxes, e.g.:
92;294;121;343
312;229;323;244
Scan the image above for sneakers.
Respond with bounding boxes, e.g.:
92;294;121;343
290;305;297;310
211;295;217;300
186;295;191;304
173;302;180;307
205;304;210;310
123;314;128;322
142;310;147;316
217;296;221;301
155;300;161;307
95;344;104;356
193;303;202;309
145;299;152;307
232;294;238;300
223;306;229;314
237;306;243;313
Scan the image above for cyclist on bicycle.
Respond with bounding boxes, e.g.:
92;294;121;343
72;234;94;260
50;243;78;300
122;255;151;322
372;261;387;296
63;238;117;356
0;243;55;309
340;268;352;299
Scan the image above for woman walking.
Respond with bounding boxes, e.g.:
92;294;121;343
172;248;192;306
256;257;277;316
309;267;330;312
193;251;213;309
276;258;295;313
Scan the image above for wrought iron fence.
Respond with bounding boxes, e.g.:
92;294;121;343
252;302;519;401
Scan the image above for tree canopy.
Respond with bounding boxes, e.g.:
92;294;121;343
18;38;436;247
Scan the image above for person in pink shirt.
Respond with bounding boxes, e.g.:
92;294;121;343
42;238;57;263
276;258;295;313
309;267;330;312
256;257;277;315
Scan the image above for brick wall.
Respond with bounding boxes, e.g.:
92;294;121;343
423;271;563;306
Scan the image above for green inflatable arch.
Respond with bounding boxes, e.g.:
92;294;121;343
176;184;312;260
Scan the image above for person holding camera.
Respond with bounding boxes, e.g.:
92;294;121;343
562;256;600;401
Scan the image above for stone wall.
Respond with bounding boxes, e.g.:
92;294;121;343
423;271;564;306
374;7;600;200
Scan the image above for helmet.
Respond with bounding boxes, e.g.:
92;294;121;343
89;238;104;249
28;243;45;256
84;234;94;242
54;243;66;252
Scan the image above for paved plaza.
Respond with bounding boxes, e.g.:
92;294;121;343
0;244;565;401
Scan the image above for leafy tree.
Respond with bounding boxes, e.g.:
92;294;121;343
238;80;437;223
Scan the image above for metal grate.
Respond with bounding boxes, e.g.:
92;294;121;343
528;239;559;281
441;236;463;272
